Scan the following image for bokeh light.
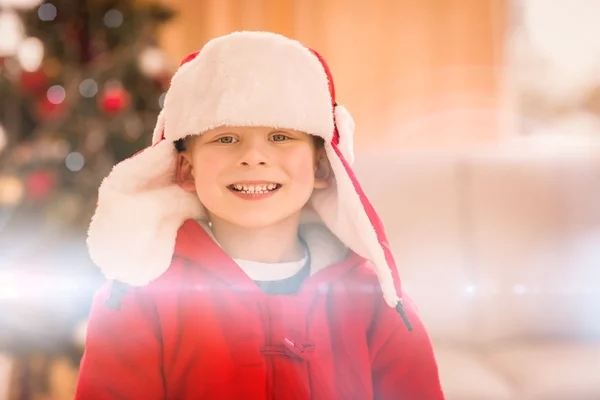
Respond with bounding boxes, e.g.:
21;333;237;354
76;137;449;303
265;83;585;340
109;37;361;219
17;36;44;72
0;10;25;56
79;79;98;98
37;2;57;21
103;9;123;28
47;85;66;104
65;152;84;172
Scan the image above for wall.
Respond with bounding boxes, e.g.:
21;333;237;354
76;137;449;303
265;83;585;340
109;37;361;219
148;0;511;152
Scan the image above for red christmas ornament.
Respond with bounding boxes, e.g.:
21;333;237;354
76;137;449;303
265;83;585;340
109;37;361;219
26;169;56;201
20;70;48;95
99;86;130;115
36;96;66;120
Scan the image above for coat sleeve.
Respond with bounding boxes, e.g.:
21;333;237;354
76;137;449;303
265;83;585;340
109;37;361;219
370;294;445;400
75;281;165;400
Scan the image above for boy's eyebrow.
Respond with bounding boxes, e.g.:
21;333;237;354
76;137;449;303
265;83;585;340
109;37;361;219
210;127;241;135
200;129;233;138
270;128;300;135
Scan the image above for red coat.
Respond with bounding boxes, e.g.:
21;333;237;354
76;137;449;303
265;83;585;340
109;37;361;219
76;220;444;399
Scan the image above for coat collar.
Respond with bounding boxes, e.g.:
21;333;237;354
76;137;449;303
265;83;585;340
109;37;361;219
172;219;364;293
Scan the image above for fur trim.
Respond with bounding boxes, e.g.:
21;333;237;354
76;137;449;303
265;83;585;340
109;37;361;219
163;31;334;142
151;110;166;145
311;143;399;307
334;105;355;165
87;140;205;285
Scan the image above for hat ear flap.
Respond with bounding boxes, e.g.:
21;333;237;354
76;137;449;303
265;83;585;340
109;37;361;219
334;105;355;165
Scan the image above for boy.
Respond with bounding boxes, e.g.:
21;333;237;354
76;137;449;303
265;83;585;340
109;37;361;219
76;31;444;399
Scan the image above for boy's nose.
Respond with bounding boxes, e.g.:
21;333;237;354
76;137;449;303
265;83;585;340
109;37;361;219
238;142;268;167
241;159;266;166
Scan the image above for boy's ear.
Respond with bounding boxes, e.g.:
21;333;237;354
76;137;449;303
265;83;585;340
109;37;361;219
176;152;196;192
313;148;331;189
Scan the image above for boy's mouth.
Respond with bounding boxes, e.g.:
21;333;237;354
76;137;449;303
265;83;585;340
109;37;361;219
227;183;282;195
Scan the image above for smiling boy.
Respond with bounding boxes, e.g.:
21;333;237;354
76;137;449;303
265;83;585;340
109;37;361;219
76;31;445;399
176;126;329;267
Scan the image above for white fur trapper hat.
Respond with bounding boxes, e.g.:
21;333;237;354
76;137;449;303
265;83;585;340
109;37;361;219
87;31;411;327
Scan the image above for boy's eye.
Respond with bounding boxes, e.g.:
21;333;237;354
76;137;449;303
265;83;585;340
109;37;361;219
216;136;238;144
270;134;289;142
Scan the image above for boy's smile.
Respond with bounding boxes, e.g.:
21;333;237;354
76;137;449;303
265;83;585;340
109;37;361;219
227;181;283;199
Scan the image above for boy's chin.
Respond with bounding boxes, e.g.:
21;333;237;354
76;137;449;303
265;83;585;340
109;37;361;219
216;210;303;230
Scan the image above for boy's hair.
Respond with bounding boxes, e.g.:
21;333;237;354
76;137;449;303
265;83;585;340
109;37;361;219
174;137;188;153
174;134;325;153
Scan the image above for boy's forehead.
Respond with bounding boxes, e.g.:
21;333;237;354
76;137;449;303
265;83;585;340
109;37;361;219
202;126;308;135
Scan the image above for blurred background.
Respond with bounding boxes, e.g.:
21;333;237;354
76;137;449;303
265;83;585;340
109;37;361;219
0;0;599;399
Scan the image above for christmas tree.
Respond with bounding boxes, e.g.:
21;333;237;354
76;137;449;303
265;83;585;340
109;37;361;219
1;0;175;232
0;0;176;395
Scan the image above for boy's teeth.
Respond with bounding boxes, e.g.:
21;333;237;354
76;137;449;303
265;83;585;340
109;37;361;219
232;183;279;193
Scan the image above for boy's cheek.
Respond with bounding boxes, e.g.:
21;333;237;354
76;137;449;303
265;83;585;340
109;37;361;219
284;171;316;189
285;154;319;186
192;157;226;179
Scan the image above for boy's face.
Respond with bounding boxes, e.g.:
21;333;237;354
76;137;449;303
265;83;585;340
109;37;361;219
176;126;330;229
